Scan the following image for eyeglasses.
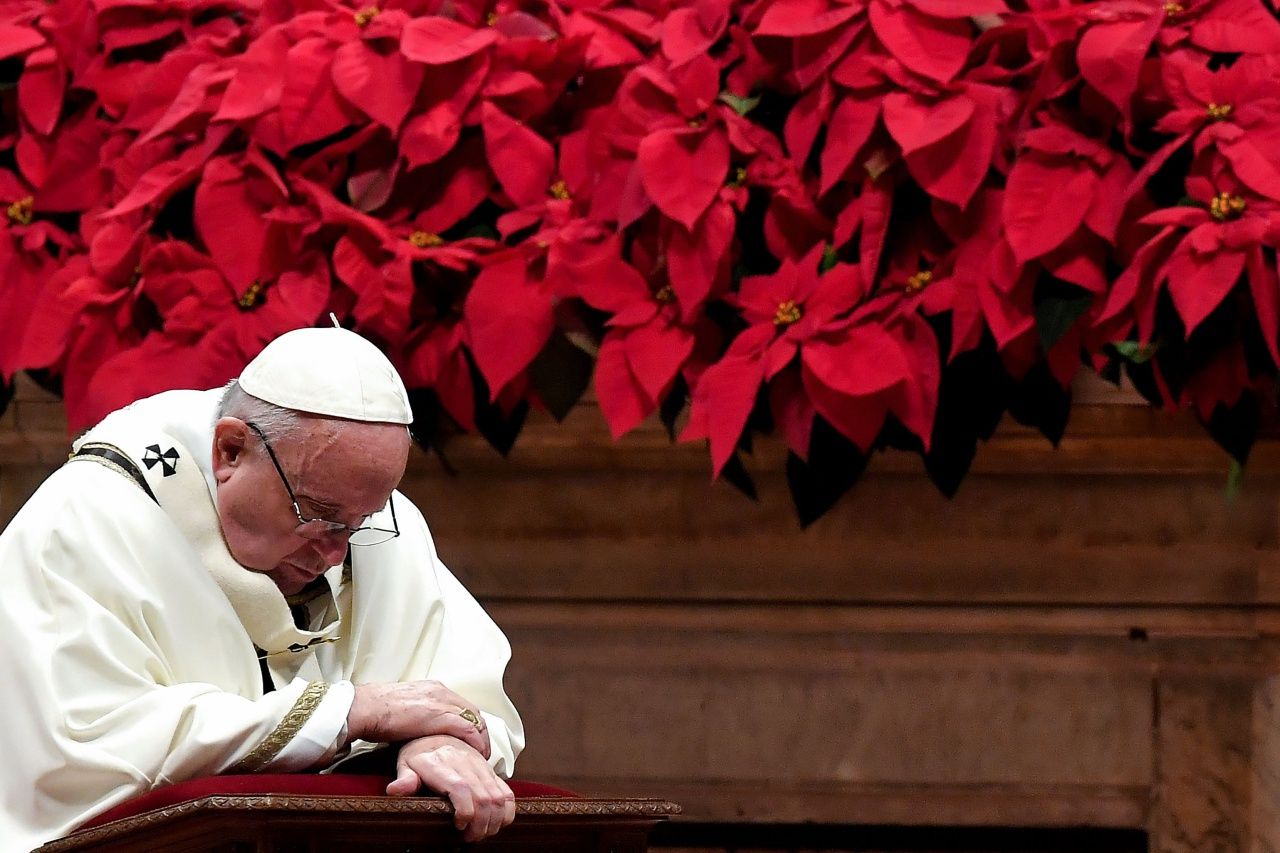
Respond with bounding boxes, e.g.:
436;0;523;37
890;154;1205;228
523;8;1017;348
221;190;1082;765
245;421;400;547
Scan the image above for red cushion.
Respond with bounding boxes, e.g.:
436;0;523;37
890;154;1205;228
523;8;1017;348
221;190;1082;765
80;774;579;829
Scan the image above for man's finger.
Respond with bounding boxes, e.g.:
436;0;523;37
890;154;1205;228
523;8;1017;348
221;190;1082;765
449;784;477;834
444;714;491;759
471;775;513;839
500;779;516;828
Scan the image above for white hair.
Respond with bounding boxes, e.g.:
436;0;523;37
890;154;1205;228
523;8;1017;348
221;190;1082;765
216;380;304;443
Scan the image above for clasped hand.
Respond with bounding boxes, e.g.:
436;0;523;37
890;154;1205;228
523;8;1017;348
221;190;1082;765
347;680;512;841
387;735;515;841
347;679;491;758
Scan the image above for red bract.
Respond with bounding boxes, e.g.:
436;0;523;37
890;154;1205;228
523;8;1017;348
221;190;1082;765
882;80;1012;208
463;250;557;400
401;319;476;430
1003;121;1135;264
754;0;1005;85
566;230;703;438
621;56;734;231
934;188;1034;359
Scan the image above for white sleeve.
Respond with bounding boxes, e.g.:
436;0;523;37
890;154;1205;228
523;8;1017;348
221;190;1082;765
0;465;351;850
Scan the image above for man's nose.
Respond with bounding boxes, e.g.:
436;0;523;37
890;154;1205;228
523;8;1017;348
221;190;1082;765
312;534;349;567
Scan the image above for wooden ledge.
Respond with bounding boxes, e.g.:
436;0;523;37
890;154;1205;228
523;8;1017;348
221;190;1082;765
40;795;681;853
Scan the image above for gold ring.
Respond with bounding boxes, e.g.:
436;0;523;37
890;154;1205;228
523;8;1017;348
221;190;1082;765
459;708;483;729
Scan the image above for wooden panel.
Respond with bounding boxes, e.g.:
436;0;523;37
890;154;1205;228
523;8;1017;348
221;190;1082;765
493;602;1280;829
417;458;1280;606
1149;679;1255;853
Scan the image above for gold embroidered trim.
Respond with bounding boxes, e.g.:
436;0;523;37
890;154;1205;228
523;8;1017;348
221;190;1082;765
69;444;152;497
69;453;139;487
229;680;330;773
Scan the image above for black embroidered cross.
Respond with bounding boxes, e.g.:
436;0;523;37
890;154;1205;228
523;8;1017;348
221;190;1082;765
142;444;180;477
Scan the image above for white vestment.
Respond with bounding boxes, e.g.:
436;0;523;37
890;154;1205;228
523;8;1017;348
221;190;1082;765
0;389;524;853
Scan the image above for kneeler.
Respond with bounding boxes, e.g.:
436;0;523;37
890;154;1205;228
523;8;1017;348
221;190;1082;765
40;755;680;852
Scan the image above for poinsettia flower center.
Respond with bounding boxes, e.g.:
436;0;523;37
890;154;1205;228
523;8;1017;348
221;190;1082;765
6;196;34;226
408;230;444;248
905;270;933;295
773;300;803;327
1206;103;1233;121
353;7;379;27
486;12;499;26
1208;192;1246;221
727;167;747;188
237;280;266;310
549;180;570;200
1162;1;1184;15
653;284;675;303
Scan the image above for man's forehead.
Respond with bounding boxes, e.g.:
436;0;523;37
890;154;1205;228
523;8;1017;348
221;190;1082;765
283;419;408;499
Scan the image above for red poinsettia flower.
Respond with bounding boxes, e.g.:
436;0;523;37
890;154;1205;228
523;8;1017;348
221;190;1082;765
584;54;748;318
65;239;331;428
1052;0;1280;122
400;318;476;431
0;113;104;381
681;245;874;473
1150;52;1280;203
1102;162;1280;363
295;159;495;350
933;188;1031;358
565;232;701;439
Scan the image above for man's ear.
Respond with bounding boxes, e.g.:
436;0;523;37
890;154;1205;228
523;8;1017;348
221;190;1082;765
212;418;250;483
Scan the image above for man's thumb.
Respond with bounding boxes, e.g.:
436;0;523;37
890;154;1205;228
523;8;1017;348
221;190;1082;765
386;765;419;797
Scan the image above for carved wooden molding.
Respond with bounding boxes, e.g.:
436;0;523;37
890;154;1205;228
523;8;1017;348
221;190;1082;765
39;795;682;851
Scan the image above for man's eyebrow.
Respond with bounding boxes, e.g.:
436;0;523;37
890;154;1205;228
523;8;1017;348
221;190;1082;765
297;493;341;513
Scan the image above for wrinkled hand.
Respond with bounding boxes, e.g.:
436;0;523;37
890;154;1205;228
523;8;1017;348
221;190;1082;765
347;681;491;759
386;735;515;842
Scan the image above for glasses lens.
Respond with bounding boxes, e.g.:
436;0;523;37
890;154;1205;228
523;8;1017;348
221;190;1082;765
348;527;397;547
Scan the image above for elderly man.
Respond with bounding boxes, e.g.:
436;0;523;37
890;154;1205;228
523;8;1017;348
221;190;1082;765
0;327;524;852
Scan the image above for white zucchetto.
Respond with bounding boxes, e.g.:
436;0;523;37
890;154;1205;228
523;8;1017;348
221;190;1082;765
238;327;413;425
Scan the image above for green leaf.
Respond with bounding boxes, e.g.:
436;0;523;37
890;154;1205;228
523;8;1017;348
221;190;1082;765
717;91;760;116
819;244;839;273
464;223;500;240
1110;340;1159;364
1035;282;1092;352
529;331;595;422
1226;459;1245;502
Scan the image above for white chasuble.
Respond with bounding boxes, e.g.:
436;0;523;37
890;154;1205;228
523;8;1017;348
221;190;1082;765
0;389;524;853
